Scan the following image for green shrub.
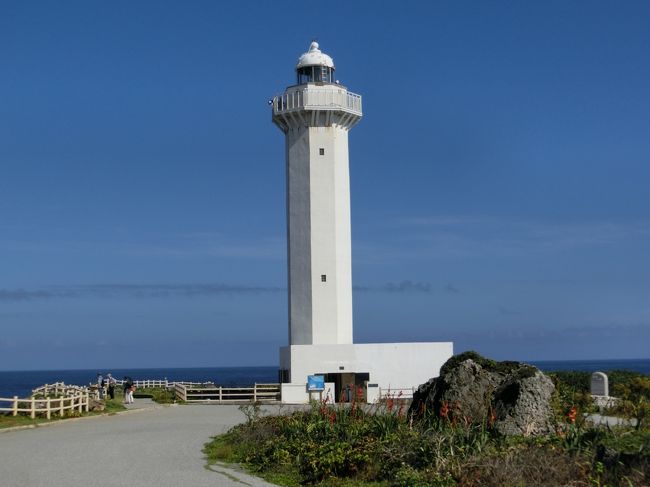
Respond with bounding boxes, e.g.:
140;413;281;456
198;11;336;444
204;382;650;486
134;387;175;403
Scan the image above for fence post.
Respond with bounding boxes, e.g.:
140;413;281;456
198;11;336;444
78;393;83;413
46;398;51;420
60;396;65;417
253;384;257;403
219;386;222;404
85;391;89;412
12;396;18;416
30;397;35;419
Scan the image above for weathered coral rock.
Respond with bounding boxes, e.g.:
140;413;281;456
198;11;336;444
88;398;105;412
409;351;555;436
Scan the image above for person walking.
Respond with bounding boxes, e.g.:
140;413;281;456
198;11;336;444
127;384;136;404
123;376;133;404
96;373;104;400
107;374;116;400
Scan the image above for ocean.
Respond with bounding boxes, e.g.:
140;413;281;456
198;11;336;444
1;359;649;399
0;366;278;399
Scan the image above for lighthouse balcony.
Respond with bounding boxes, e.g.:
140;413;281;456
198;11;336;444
272;87;362;131
273;87;362;117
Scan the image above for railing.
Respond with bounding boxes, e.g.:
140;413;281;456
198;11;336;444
274;88;362;115
379;387;416;399
33;382;87;398
174;383;280;403
88;379;216;400
1;382;90;419
0;379;277;419
101;379;212;388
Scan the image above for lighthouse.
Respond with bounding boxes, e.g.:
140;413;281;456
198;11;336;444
273;43;453;403
272;41;361;347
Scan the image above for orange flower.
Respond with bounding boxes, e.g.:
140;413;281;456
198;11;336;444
440;401;450;419
567;406;577;423
386;397;394;412
488;410;496;427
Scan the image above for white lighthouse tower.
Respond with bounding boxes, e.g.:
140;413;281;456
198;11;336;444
273;43;453;403
272;41;361;347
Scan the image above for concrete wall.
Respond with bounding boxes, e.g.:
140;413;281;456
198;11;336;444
284;93;354;346
280;342;454;402
280;382;336;404
286;126;313;345
307;126;353;345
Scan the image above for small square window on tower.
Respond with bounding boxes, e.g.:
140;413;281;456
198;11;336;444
319;148;325;155
321;274;327;282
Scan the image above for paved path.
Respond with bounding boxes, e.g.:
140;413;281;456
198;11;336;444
0;402;279;487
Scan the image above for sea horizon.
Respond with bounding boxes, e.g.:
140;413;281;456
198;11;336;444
3;356;650;374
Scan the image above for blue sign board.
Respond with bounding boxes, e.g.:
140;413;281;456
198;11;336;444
307;375;325;391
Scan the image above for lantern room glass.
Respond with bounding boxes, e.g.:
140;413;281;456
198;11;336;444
297;65;334;85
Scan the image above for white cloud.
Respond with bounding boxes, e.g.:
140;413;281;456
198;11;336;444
354;215;650;261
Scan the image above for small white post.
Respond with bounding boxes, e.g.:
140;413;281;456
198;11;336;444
85;391;89;412
46;398;51;420
12;396;18;416
30;397;35;419
60;396;65;417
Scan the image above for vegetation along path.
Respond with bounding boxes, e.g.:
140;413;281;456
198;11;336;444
0;402;278;487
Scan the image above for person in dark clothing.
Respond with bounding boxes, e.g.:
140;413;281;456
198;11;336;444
106;373;116;400
123;376;133;404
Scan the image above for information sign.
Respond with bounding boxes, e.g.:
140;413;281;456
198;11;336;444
307;375;325;391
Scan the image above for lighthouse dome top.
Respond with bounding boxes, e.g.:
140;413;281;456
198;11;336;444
296;42;335;69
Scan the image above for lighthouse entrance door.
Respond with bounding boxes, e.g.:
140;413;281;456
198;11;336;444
321;372;370;402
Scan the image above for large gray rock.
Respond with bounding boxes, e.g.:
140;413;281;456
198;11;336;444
409;351;555;436
492;369;555;435
88;398;105;412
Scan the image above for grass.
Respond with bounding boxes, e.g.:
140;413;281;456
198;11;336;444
204;382;650;487
132;386;176;404
103;396;128;414
0;414;52;429
0;393;128;429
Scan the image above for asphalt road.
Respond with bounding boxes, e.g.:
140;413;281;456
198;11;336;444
0;401;278;487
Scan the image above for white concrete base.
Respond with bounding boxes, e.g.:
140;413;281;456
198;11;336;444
280;342;453;403
280;382;336;404
592;394;620;409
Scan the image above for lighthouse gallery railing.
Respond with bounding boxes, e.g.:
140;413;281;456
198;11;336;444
274;88;362;115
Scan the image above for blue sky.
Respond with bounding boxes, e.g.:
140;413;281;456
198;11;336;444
1;1;649;370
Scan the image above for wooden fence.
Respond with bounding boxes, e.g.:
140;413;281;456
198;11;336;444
0;379;278;419
0;382;90;419
91;379;215;399
174;383;280;403
379;387;416;399
95;379;214;389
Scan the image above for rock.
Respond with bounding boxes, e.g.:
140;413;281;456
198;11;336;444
409;351;555;436
88;398;105;412
493;370;555;436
